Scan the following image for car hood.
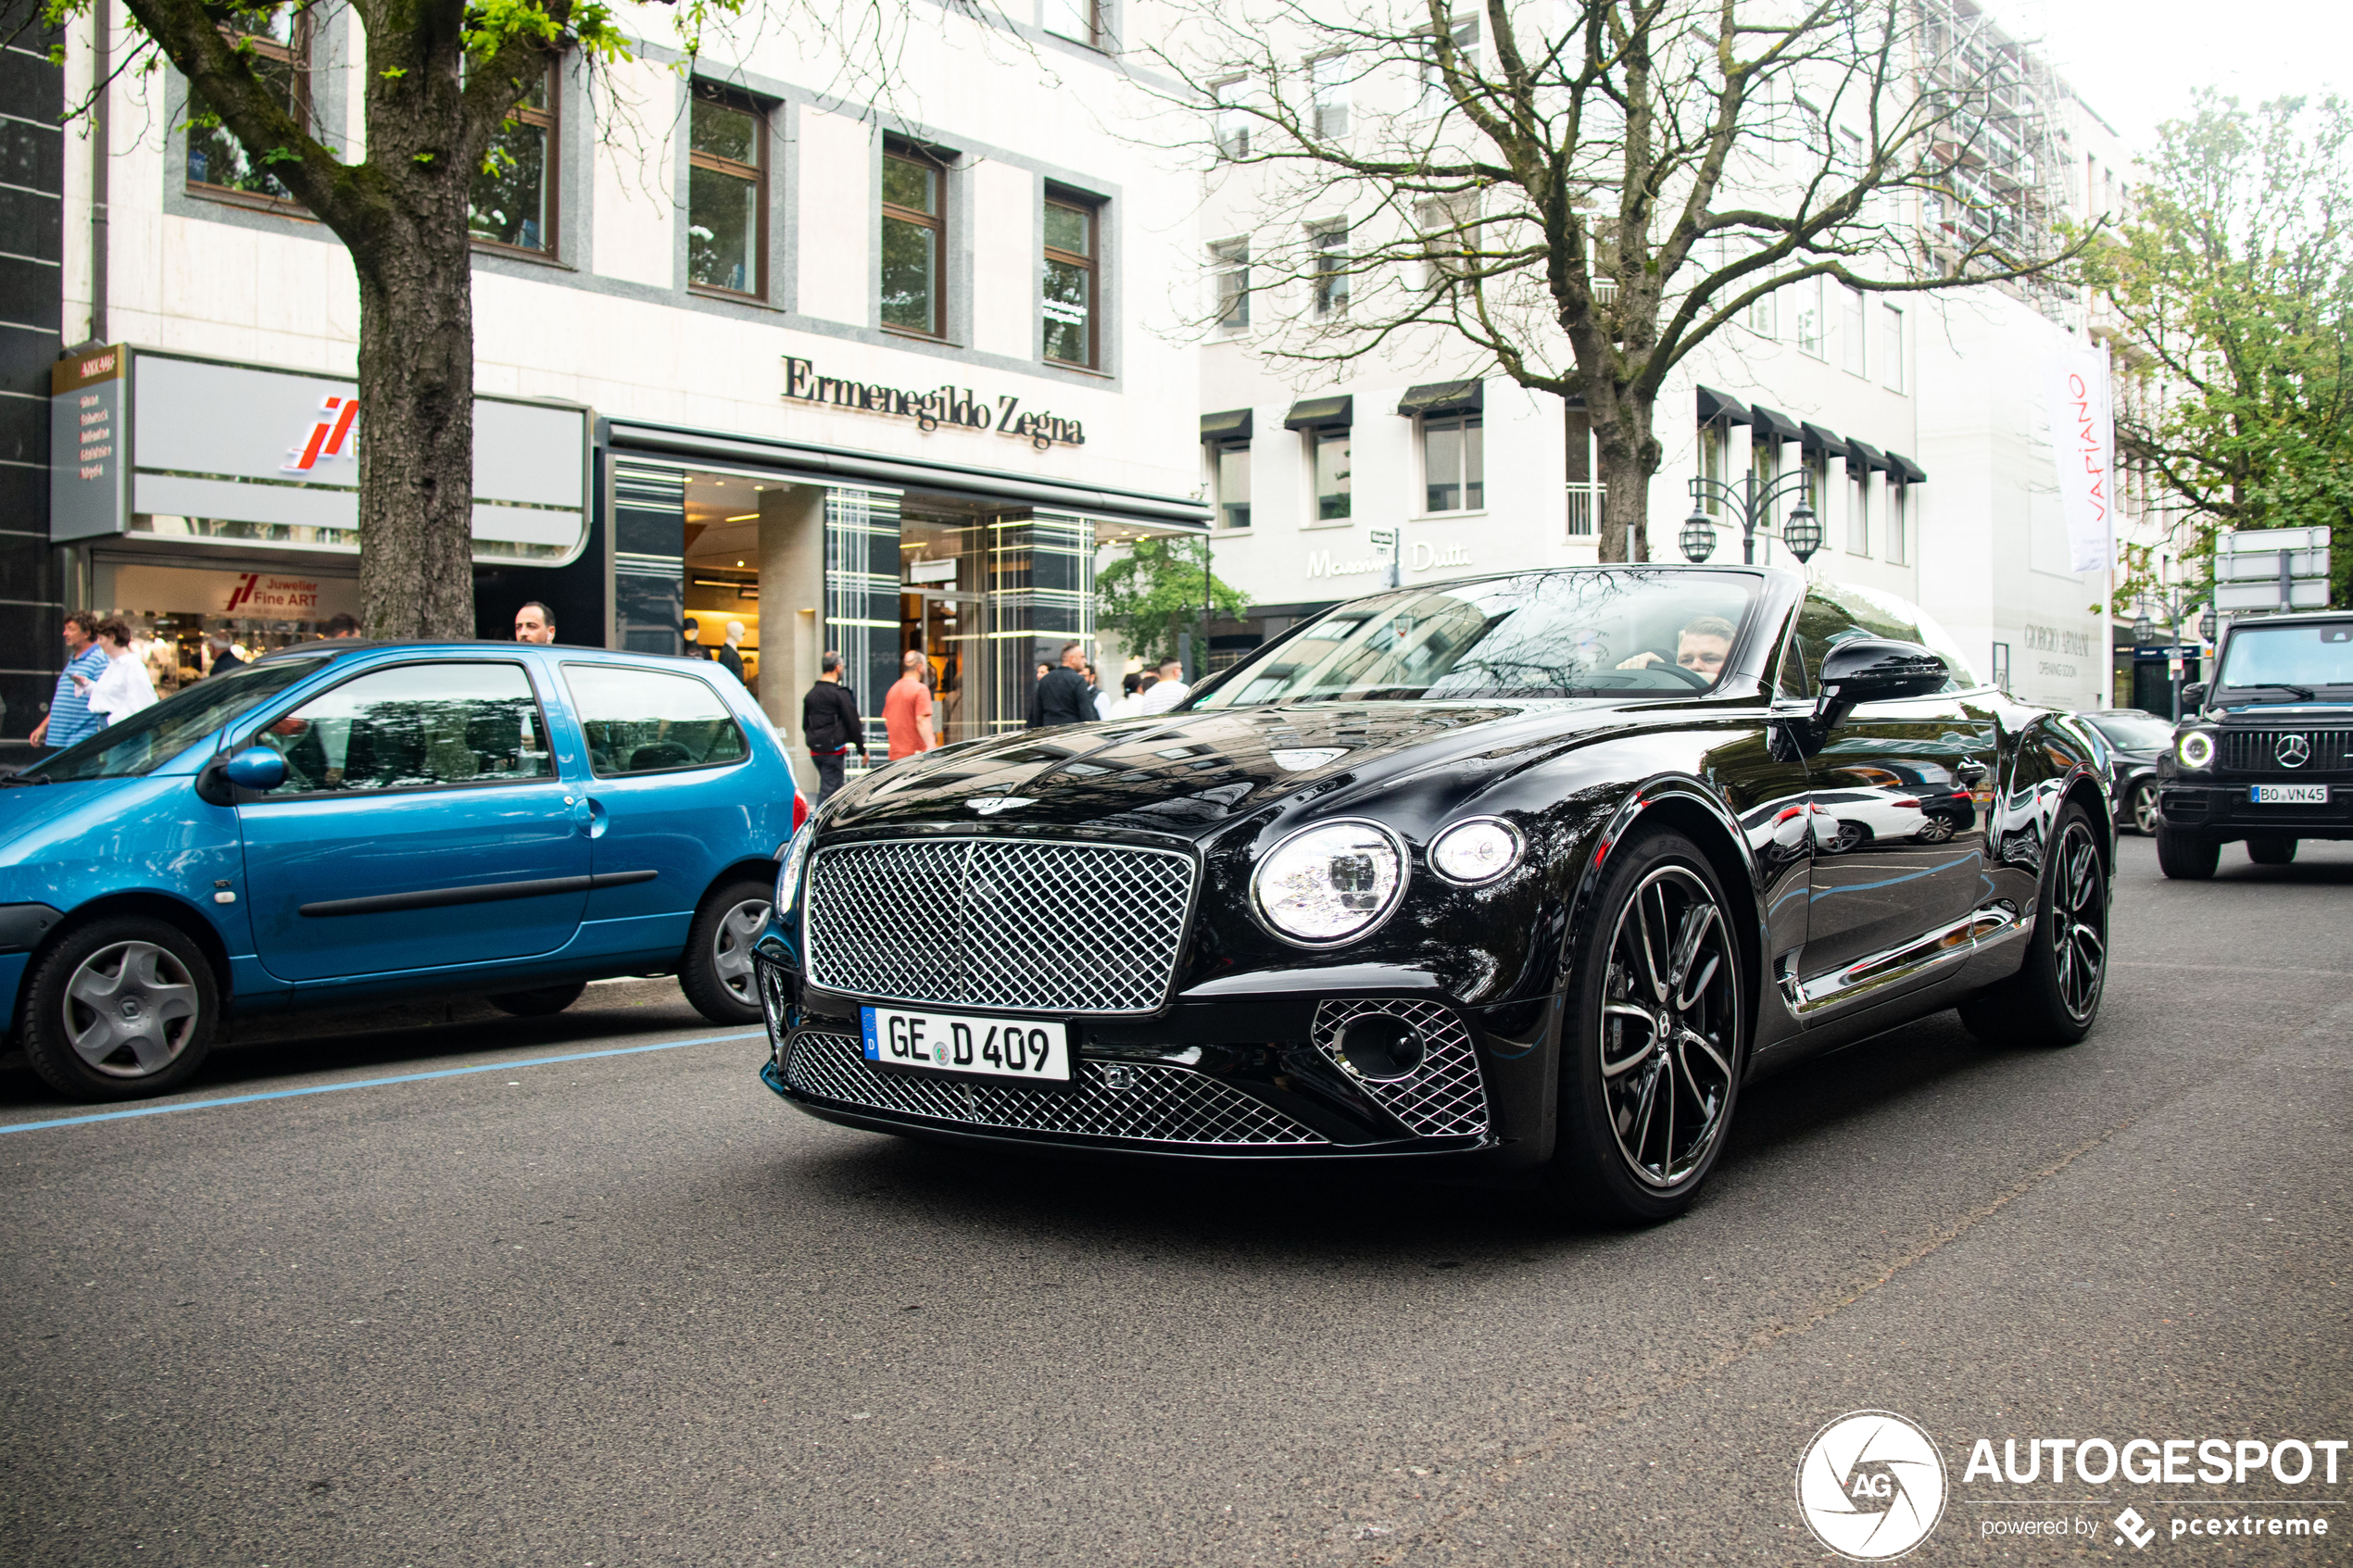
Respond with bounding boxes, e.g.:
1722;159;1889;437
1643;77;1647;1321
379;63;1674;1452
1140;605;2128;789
824;698;1646;841
0;772;195;877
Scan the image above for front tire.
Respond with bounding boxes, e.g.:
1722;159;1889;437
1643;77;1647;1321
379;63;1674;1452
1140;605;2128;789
19;916;221;1102
1543;830;1743;1226
679;874;772;1025
2246;835;2297;866
2157;825;2220;880
1957;804;2108;1047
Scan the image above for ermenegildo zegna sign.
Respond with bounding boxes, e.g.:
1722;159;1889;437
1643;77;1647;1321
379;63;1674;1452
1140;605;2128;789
782;357;1087;450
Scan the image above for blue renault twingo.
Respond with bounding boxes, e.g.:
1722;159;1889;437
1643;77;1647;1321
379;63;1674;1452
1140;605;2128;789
0;641;806;1100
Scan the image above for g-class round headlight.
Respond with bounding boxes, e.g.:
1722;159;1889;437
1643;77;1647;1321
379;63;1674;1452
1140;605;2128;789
1252;820;1408;947
2178;731;2215;770
1428;817;1523;884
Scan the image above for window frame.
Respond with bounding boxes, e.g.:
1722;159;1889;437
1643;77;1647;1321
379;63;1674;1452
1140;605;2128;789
686;82;770;301
1041;0;1103;47
1041;190;1100;368
1212;439;1252;531
183;13;313;212
1310;52;1351;140
561;661;755;780
1794;273;1824;358
1417;11;1479;114
1308;220;1350;318
1309;428;1353;523
1420;412;1483;515
1881;301;1905;391
1210;237;1252;332
880;139;950;338
1886;483;1910;565
240;659;560;803
469;56;561;259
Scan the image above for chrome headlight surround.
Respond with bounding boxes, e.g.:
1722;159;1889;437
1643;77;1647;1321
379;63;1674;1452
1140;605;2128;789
773;819;818;930
2177;730;2215;771
1428;816;1525;885
1250;818;1411;949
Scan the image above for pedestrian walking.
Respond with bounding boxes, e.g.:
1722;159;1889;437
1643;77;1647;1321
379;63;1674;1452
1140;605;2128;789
1028;642;1094;728
32;613;109;751
513;601;557;644
75;619;158;726
204;633;244;676
801;651;867;803
1134;657;1190;715
884;649;937;760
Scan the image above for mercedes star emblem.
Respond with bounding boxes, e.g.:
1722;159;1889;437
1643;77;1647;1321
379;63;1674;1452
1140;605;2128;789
2276;733;2311;769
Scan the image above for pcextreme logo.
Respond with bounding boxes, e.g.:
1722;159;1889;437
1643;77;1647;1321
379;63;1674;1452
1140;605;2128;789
1796;1411;1949;1560
284;395;359;472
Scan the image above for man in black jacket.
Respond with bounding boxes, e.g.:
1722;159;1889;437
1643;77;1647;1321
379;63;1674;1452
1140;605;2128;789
1028;642;1095;728
800;651;867;802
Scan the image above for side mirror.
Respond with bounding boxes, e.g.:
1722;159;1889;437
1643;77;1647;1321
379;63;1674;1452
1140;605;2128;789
2182;682;2208;709
195;746;285;806
1814;639;1948;728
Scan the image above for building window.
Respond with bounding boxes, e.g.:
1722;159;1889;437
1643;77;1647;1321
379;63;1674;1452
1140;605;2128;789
1423;415;1483;513
1214;79;1255;159
1312;53;1350;140
1211;239;1251;331
1805;452;1830;533
1568;408;1599;535
1695;420;1721;518
1847;471;1869;555
1419;12;1478;112
470;61;559;255
185;12;308;203
1842;285;1867;375
1744;286;1774;339
1754;437;1781;548
1214;441;1252;530
1041;0;1101;47
1881;302;1904;391
1310;222;1349;317
1416;195;1476;291
1042;194;1097;366
1312;431;1352;521
881;144;947;336
686;84;765;296
1794;275;1823;358
1887;483;1909;564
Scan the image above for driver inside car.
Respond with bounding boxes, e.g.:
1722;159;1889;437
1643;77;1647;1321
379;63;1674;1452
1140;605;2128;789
1615;615;1738;681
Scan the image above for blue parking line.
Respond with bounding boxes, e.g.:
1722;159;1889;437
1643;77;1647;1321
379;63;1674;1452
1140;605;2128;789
0;1030;765;1135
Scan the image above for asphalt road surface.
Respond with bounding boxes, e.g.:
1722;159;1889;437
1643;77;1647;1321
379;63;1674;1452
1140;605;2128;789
4;835;2347;1565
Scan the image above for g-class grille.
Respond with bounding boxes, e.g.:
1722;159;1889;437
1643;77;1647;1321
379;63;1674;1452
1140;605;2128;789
2218;728;2353;774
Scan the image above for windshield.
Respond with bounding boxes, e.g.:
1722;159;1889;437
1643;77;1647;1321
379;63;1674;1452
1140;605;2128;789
2218;622;2353;692
1194;570;1761;707
2087;711;2176;749
20;658;327;784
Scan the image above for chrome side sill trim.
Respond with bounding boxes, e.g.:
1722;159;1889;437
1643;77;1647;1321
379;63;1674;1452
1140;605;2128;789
1780;906;2031;1019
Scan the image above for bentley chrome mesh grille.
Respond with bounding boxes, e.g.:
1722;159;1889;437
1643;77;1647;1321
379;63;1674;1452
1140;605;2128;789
803;838;1195;1014
1311;998;1491;1139
783;1030;1327;1147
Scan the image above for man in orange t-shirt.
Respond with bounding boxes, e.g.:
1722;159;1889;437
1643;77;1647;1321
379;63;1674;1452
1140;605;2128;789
884;649;937;760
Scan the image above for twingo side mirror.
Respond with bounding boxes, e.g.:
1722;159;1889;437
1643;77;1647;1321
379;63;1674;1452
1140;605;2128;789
195;745;286;806
1813;638;1949;730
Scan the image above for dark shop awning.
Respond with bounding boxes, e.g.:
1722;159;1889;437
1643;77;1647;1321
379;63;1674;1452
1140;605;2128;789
1747;403;1802;445
1282;395;1354;431
1696;385;1751;426
1200;408;1253;442
1395;379;1484;419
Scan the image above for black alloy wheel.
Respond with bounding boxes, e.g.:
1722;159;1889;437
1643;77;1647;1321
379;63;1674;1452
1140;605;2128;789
1547;830;1743;1225
488;982;587;1017
20;915;221;1101
2156;824;2220;880
2128;781;2159;836
2246;835;2298;866
679;874;772;1025
1958;804;2108;1047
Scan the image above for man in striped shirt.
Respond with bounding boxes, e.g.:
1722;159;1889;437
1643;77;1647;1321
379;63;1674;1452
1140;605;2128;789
31;612;109;752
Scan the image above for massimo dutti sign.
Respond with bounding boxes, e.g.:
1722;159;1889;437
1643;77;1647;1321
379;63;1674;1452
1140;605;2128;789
783;357;1087;450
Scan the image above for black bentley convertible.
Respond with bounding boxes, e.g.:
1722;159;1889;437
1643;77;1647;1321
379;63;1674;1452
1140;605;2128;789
754;567;2112;1223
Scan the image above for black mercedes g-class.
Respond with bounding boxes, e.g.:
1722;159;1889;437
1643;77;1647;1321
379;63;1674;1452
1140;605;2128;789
2155;609;2353;877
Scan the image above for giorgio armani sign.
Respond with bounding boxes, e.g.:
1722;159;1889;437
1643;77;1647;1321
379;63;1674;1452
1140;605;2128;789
783;357;1086;450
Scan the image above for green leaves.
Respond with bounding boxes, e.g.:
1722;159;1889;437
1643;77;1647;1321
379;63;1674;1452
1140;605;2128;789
1095;538;1252;668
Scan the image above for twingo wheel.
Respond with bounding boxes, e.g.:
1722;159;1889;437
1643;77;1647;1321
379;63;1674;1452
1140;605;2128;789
679;873;772;1025
1957;803;2108;1048
488;982;586;1017
1543;829;1744;1226
2128;781;2159;836
2246;836;2297;866
2156;825;2219;880
19;915;220;1102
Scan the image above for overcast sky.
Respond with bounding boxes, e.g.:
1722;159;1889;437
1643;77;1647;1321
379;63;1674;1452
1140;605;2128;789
1984;0;2353;157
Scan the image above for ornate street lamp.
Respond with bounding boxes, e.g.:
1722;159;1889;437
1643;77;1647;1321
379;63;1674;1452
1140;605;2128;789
1679;506;1718;563
1684;468;1820;566
1781;498;1823;563
2132;612;2154;646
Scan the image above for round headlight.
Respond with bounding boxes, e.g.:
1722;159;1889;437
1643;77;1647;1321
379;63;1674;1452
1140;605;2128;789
2178;731;2214;770
1252;820;1408;947
1428;817;1523;884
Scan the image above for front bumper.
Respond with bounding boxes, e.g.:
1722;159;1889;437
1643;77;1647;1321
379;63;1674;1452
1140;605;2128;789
2158;781;2353;838
753;952;1550;1165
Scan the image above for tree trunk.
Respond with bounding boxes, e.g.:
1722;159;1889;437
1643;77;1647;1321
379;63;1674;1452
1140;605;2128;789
353;198;476;639
1592;399;1660;563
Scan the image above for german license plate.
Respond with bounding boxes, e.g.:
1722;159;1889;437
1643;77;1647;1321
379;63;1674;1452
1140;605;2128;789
860;1005;1070;1082
2250;784;2328;805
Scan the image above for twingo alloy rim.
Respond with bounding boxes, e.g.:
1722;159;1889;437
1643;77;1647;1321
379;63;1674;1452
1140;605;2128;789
713;897;774;1006
2051;819;2108;1022
62;939;202;1079
1599;864;1740;1189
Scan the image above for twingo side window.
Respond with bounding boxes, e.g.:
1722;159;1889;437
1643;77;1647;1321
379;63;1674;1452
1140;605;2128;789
247;662;555;797
563;663;749;777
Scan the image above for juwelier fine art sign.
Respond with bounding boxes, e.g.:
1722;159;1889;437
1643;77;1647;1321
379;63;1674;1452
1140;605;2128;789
783;357;1087;450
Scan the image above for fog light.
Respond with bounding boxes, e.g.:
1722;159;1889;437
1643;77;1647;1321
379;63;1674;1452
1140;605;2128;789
1335;1013;1426;1081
